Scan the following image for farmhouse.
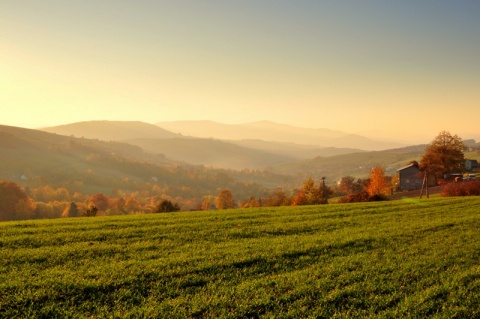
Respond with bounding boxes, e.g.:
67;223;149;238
465;159;479;172
396;163;435;191
396;164;422;191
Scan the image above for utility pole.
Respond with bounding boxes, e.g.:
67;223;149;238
420;170;429;198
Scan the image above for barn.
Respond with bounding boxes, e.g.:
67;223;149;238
396;163;424;191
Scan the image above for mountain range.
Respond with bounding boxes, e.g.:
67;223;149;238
41;120;404;169
42;121;180;141
156;120;405;151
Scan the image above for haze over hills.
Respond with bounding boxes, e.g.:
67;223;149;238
2;122;428;184
0;124;174;189
43;120;405;153
156;120;406;151
42;121;182;141
228;139;363;160
41;121;370;169
40;121;302;169
124;138;295;170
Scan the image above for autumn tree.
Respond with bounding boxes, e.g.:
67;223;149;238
263;189;291;207
292;178;331;206
241;195;261;208
215;189;236;209
0;180;35;221
110;197;126;213
420;131;465;181
15;199;37;220
31;186;71;202
338;176;366;194
200;195;215;210
366;166;390;197
124;197;141;213
87;193;110;212
35;202;54;219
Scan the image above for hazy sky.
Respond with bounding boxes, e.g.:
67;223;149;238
1;1;479;143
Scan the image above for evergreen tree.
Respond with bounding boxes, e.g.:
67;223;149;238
64;202;79;217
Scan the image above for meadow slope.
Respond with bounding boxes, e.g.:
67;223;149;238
1;198;479;318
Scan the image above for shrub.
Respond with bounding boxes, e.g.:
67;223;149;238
155;200;180;213
441;180;480;197
339;190;388;203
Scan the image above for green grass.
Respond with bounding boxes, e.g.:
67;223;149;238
1;198;480;318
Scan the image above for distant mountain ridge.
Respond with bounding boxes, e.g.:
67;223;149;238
41;120;373;169
227;139;363;160
156;120;405;151
43;121;181;141
41;121;302;169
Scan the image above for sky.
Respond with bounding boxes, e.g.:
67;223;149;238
1;0;479;144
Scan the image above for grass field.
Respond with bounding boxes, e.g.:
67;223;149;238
1;197;480;318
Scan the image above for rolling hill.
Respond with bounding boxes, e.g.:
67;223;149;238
0;124;174;191
228;139;364;160
42;121;181;141
123;138;296;169
270;144;428;183
38;121;429;182
0;124;294;207
42;121;368;169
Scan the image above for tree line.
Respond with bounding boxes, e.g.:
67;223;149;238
1;131;477;221
0;170;381;221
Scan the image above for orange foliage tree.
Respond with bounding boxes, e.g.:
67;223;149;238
241;195;261;208
366;166;391;197
215;189;236;209
292;178;331;206
338;176;366;194
263;189;291;207
87;193;110;212
124;197;141;213
0;180;36;221
201;195;215;210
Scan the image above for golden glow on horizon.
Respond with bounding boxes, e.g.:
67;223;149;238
1;1;479;143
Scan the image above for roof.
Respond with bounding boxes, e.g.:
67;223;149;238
396;163;420;172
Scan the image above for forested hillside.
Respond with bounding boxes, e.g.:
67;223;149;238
4;123;465;222
0;124;293;217
271;145;428;183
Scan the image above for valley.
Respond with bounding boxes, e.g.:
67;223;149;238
1;121;479;217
